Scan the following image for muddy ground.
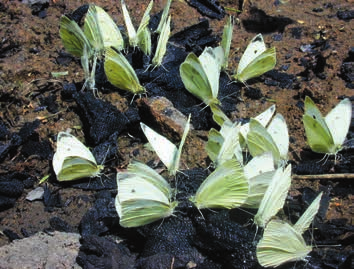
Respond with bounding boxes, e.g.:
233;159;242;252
0;0;353;268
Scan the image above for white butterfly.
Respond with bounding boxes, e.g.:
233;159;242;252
254;164;292;228
247;113;289;167
303;96;352;156
256;219;312;267
189;158;248;210
52;132;103;182
233;33;276;84
180;46;224;107
121;0;153;54
115;161;178;227
242;152;275;208
140;115;191;176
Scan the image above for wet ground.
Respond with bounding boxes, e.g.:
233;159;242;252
0;0;353;268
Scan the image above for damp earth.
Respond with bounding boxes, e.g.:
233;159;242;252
0;0;354;268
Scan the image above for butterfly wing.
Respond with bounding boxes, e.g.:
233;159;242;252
247;119;281;166
136;0;153;54
116;168;177;227
257;220;312;267
239;104;276;148
85;5;124;52
104;48;145;94
127;161;172;197
303;96;335;154
221;16;234;70
267;114;289;163
325;98;352;149
293;192;323;234
84;5;104;54
180;52;216;105
155;0;171;34
199;46;224;100
140;122;178;175
57;157;103;181
152;15;171;67
53;132;97;176
254;164;292;228
59;15;92;57
190;159;248;209
236;47;276;83
121;0;137;47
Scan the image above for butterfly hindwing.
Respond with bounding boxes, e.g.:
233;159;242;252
256;220;312;267
104;47;146;94
190;159;248;209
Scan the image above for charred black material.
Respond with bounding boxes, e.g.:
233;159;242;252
72;91;131;146
3;229;21;242
21;139;52;159
242;7;294;33
191;210;258;268
0;179;24;197
43;185;62;211
186;0;225;20
138;217;205;268
264;70;298;89
77;234;136;269
337;10;354;21
0;195;16;211
79;190;118;236
70;4;89;24
49;216;75;233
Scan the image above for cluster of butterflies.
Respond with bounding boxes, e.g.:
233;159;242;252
60;0;172;95
56;1;353;267
52;94;351;267
60;1;279;101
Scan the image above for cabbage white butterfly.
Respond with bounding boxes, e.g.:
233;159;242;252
121;0;153;54
303;96;352;156
189;159;248;209
254;164;292;228
151;15;171;68
52;132;104;182
239;104;276;149
242;152;275;208
247;113;289;167
205;121;243;167
180;46;224;107
140;115;191;176
115;161;178;227
233;33;276;84
293;192;323;234
59;15;92;58
220;16;234;71
84;5;124;54
104;47;146;95
256;220;312;267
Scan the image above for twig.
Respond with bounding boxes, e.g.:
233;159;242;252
292;173;354;180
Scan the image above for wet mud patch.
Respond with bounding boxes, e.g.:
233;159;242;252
0;0;354;268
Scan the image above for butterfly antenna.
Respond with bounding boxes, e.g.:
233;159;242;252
143;64;152;73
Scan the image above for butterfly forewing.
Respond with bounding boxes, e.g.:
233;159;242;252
293;192;323;234
59;15;92;57
104;48;145;94
237;33;267;75
58;157;102;181
237;47;276;83
257;220;312;267
254;164;291;228
324;98;352;148
190;159;248;209
267;113;289;162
